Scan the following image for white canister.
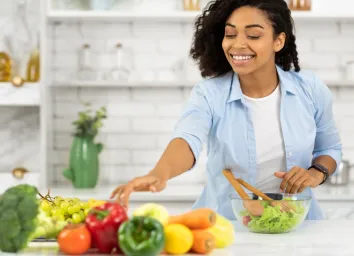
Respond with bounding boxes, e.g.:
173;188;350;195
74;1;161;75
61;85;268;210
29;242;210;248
346;61;354;81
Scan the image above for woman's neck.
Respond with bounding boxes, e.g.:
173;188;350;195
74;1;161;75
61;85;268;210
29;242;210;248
239;64;279;98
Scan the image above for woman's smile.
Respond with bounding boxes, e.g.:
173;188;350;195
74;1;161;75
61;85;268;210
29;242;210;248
230;53;256;67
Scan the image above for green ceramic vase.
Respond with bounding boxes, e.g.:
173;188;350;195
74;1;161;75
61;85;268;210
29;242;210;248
63;135;103;188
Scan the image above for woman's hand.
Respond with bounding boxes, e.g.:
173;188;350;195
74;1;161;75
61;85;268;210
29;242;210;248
274;166;325;194
110;175;167;210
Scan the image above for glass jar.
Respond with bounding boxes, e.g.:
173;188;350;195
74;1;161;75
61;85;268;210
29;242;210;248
298;0;311;10
0;41;12;82
288;0;311;11
183;0;200;11
346;61;354;81
107;43;130;81
77;43;96;80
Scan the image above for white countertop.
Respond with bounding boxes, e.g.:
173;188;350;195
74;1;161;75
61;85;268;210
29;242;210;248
5;220;354;256
45;182;354;202
46;184;204;202
229;220;354;255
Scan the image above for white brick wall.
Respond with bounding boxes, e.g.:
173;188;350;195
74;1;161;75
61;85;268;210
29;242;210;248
51;84;207;185
1;0;354;187
45;18;354;186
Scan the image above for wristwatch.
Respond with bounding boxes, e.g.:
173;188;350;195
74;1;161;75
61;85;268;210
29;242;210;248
308;164;329;185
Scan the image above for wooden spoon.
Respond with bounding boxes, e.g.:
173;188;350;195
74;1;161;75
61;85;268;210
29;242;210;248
236;177;294;212
223;170;264;216
223;169;294;215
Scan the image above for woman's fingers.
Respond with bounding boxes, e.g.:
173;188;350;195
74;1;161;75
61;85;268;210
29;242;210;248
285;168;305;193
279;167;297;192
288;175;307;194
111;176;160;208
110;185;124;199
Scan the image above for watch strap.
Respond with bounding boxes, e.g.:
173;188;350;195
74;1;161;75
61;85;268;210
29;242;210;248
308;164;328;185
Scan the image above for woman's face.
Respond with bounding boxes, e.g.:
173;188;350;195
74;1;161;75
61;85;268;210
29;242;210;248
222;6;285;76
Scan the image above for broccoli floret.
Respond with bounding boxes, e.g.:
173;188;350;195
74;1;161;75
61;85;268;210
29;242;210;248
0;184;39;253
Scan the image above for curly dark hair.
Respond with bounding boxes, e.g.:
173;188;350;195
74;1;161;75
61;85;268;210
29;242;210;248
190;0;300;78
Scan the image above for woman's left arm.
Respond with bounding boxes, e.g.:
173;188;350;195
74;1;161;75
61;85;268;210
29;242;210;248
278;73;342;194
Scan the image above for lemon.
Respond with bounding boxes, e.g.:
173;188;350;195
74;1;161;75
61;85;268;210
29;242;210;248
164;224;193;254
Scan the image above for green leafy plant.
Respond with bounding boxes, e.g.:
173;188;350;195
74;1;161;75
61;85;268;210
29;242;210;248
72;104;107;137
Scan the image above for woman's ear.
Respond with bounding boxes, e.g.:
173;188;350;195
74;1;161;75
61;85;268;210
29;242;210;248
274;32;286;53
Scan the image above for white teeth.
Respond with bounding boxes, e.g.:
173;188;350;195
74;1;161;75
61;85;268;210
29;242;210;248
232;55;254;60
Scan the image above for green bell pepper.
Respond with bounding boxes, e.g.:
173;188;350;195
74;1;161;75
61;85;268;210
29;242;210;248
118;216;165;256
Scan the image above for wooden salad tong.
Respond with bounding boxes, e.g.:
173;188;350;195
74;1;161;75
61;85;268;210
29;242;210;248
223;169;293;215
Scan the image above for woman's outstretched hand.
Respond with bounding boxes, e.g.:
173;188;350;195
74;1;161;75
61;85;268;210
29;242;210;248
110;175;167;210
274;166;325;194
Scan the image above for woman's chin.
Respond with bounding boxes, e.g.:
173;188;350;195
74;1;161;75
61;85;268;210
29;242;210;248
232;66;254;76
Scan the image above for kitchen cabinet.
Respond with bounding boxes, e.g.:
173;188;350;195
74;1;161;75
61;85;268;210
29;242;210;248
0;82;40;106
0;172;40;194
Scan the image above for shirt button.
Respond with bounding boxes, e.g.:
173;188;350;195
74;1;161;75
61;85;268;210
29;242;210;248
287;152;293;157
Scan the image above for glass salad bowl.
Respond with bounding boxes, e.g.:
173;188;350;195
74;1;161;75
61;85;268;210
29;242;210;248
230;193;312;234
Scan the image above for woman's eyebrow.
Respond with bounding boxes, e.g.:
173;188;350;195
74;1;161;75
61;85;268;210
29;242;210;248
245;24;264;29
225;23;264;30
225;22;236;28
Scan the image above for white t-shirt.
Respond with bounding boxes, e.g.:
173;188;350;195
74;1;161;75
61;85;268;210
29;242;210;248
243;85;286;192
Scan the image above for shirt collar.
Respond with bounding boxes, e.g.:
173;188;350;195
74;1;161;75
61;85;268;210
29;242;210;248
227;65;297;103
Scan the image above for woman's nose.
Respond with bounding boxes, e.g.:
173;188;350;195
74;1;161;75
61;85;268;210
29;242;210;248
231;37;247;49
231;42;247;50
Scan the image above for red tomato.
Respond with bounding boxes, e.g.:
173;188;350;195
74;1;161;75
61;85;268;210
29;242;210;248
243;216;251;226
58;224;91;255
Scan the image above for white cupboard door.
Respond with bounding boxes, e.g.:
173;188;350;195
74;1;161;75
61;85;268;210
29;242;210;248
0;172;40;194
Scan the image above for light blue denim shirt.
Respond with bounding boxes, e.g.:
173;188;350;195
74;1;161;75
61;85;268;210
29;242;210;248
172;65;342;220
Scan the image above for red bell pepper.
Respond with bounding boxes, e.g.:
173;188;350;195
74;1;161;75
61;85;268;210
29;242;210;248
85;202;128;253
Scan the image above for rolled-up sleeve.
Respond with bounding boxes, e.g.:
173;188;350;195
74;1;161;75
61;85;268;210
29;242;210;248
171;84;213;170
312;73;342;174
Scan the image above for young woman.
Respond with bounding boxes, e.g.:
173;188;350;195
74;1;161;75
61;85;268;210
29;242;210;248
111;0;342;220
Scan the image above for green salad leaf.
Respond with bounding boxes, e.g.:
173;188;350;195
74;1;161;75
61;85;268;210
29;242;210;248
240;198;306;233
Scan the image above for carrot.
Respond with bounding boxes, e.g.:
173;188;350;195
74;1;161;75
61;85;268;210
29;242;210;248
190;229;215;254
168;208;216;229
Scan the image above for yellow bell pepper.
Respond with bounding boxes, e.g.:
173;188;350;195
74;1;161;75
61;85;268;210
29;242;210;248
88;199;106;208
207;214;235;248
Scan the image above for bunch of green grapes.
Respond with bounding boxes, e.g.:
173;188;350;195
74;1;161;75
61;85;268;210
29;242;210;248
39;196;91;224
32;209;68;239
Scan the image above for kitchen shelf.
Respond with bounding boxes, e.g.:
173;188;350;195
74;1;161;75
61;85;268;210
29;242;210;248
289;11;354;20
51;79;200;88
326;80;354;87
47;10;201;22
50;79;354;88
46;10;354;23
0;82;41;106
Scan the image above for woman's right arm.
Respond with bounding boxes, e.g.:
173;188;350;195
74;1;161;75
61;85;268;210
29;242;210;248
148;138;196;181
111;84;213;207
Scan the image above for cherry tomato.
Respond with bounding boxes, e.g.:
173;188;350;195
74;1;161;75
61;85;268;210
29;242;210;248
58;224;91;255
243;216;251;227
